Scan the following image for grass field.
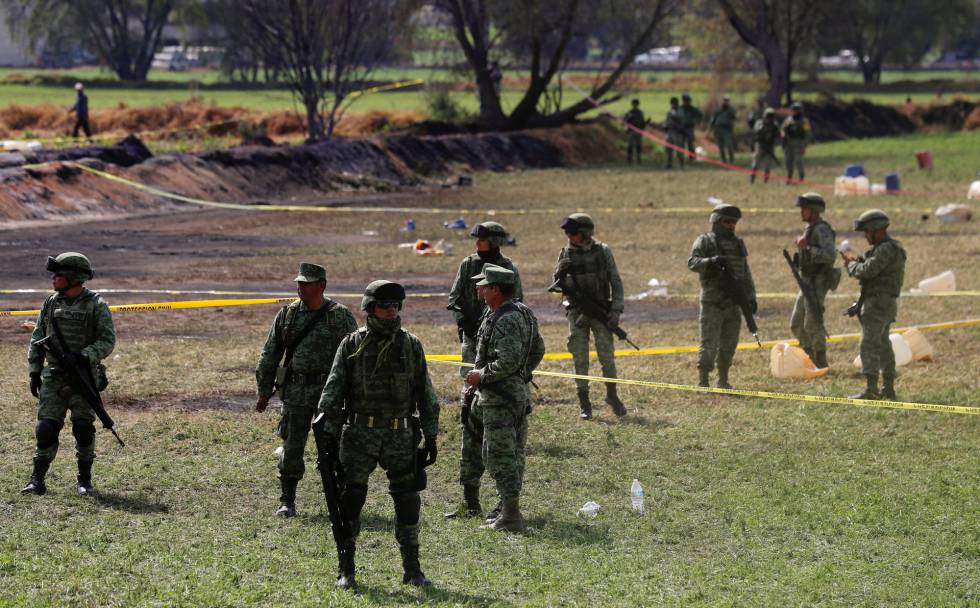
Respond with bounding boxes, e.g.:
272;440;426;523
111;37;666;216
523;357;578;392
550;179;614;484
0;130;978;606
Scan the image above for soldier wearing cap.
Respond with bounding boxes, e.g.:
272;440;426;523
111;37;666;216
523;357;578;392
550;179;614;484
688;205;757;389
623;98;649;164
22;252;115;497
750;107;780;184
710;95;737;164
317;280;440;589
782;102;811;181
255;262;357;518
840;210;906;400
553;213;627;419
790;193;839;369
457;264;545;532
665;97;686;169
680;93;703;156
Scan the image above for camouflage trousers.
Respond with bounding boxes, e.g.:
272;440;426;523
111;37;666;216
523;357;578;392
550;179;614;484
35;371;96;462
714;128;735;163
277;404;317;481
340;424;420;545
785;140;806;178
666;131;686;168
751;146;779;173
567;311;618;392
698;301;742;370
790;277;829;352
626;132;643;162
458;395;528;502
458;332;477;379
859;298;898;379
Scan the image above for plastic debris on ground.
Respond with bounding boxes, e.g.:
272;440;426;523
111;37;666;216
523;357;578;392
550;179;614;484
20;321;36;332
694;146;706;162
411;239;452;256
834;175;871;196
578;501;601;518
934;204;972;224
629;278;669;300
853;333;913;368
770;343;829;378
401;219;416;232
968;180;980;200
362;230;379;236
1;139;42;151
911;270;956;294
444;217;467;229
901;328;934;361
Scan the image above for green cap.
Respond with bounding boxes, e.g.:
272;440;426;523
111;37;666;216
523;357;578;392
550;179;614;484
471;264;515;286
294;263;326;283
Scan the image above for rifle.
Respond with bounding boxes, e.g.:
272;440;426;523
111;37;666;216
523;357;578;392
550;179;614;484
782;249;829;339
32;335;124;447
447;302;481;340
715;259;762;348
460;384;477;434
548;273;640;350
311;413;356;576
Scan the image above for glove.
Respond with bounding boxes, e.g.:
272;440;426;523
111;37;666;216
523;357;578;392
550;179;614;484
423;435;438;466
749;300;758;315
62;352;87;369
710;256;727;270
606;311;621;328
29;372;42;397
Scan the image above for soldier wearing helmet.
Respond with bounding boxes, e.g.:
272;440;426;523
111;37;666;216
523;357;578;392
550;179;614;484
840;209;907;400
781;101;811;181
750;107;780;184
664;97;686;170
680;92;703;156
623;98;649;164
318;280;440;589
553;213;628;419
709;95;737;164
789;193;840;369
688;205;758;389
254;262;357;518
22;252;115;497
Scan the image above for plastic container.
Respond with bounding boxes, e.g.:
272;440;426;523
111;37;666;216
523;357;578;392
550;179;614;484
630;479;645;515
770;343;829;378
935;203;973;224
844;164;865;177
915;150;933;170
853;333;913;368
578;501;601;518
968;180;980;200
854;175;871;195
914;270;956;293
834;176;847;196
871;183;886;195
885;173;900;192
403;219;416;232
901;328;934;362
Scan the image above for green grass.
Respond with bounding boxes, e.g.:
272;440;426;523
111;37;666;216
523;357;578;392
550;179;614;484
1;130;979;606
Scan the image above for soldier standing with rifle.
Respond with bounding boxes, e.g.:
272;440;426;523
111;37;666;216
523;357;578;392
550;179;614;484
552;213;629;419
688;205;758;389
787;193;839;369
317;280;440;589
750;108;780;184
255;263;356;518
22;252;115;497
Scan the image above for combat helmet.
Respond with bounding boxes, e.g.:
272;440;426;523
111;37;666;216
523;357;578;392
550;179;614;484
710;204;742;224
791;102;803;111
795;192;826;213
853;209;889;231
361;279;406;311
763;107;776;118
560;213;594;237
470;221;509;248
46;252;93;282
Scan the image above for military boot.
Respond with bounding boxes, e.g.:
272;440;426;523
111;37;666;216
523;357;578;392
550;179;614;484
482;498;525;532
76;459;94;497
276;478;298;518
849;375;879;400
400;545;431;586
716;367;733;390
880;375;897;401
483;501;502;525
813;350;829;370
697;367;710;388
20;457;51;495
444;485;482;519
577;389;593;420
604;383;628;417
336;546;356;590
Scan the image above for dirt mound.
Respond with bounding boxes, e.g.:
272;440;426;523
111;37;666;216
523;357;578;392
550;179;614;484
802;99;918;142
906;100;978;131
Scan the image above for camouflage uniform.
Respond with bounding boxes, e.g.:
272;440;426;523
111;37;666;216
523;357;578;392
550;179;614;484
23;252;115;497
789;194;839;367
318;280;439;585
688;205;757;388
844;210;906;400
255;263;356;515
782;103;810;180
554;213;627;419
665;99;686;169
751;109;780;182
710;100;737;164
624;103;647;164
680;94;703;155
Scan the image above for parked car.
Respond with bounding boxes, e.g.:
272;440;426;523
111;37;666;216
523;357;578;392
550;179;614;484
634;46;684;66
819;49;860;68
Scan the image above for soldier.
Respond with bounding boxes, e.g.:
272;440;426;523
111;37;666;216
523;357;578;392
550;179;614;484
680;93;703;156
69;82;92;140
840;210;906;400
553;213;627;419
457;265;545;532
710;95;737;164
782;102;811;181
665;97;686;170
750;107;780;184
22;252;115;497
623;98;648;164
317;280;440;589
255;262;357;518
688;205;757;389
746;97;766;131
789;193;839;369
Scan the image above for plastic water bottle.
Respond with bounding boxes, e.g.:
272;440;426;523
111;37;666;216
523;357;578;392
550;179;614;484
630;479;645;514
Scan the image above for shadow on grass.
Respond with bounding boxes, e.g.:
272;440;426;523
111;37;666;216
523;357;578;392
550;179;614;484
527;517;612;546
615;415;675;430
94;491;169;514
359;584;505;607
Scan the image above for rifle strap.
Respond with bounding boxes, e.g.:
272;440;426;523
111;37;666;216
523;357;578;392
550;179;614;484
280;300;334;370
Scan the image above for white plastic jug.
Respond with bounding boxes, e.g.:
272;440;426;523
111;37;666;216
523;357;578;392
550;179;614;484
968;180;980;200
853;333;913;368
934;204;972;224
834;176;847;197
854;175;871;195
901;328;934;361
770;343;829;378
871;183;887;195
913;270;956;294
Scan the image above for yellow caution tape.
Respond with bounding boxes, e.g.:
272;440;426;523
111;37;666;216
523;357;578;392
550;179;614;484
432;360;979;416
0;288;448;298
347;78;425;99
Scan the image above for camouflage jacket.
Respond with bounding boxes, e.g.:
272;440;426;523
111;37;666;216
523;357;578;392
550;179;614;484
781;116;810;142
753;120;781;152
475;301;546;406
688;231;757;305
448;252;522;337
797;220;837;277
710;106;736;131
681;104;703;130
29;288;115;374
847;238;906;299
624;108;647;129
553;238;625;315
665;108;685;134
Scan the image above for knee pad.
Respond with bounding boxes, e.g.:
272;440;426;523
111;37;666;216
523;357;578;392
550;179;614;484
341;483;368;519
391;491;421;526
72;420;96;448
35;419;63;450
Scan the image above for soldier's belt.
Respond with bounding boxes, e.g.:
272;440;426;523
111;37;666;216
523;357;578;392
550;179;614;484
346;413;413;429
289;371;330;385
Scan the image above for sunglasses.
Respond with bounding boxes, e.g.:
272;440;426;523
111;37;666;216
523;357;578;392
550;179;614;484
375;300;401;310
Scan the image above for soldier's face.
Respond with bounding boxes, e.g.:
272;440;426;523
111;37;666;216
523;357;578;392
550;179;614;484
475;238;491;252
720;218;738;231
565;231;585;245
372;302;400;320
296;281;324;303
801;207;813;222
863;228;877;244
51;273;68;291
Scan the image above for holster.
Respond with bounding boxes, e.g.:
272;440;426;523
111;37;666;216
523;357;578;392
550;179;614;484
410;419;427;492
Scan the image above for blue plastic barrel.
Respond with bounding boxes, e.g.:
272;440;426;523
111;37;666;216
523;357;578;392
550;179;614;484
885;173;900;192
844;164;865;177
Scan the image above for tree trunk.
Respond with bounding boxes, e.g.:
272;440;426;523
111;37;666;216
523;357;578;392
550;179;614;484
761;40;789;107
860;55;883;84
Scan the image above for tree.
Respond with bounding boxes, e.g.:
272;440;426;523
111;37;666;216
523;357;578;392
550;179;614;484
434;0;681;130
237;0;409;140
2;0;188;81
716;0;820;106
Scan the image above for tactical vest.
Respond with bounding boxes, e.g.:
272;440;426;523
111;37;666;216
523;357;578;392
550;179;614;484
700;233;749;288
43;289;102;354
712;107;735;130
861;239;907;298
799;220;835;276
345;328;416;416
475;301;539;383
558;241;611;304
755;122;780;148
666;109;684;133
783;117;807;139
